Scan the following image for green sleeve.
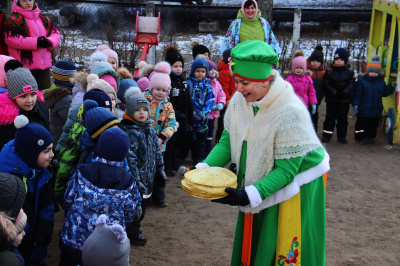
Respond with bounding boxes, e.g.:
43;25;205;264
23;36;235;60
204;129;231;167
254;147;326;200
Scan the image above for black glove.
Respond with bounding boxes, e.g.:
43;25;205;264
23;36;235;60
156;166;167;188
134;205;142;221
37;36;50;48
211;187;250;206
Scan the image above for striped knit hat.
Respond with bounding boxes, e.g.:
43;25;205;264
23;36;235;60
83;100;119;141
51;60;77;89
6;67;38;100
366;55;382;75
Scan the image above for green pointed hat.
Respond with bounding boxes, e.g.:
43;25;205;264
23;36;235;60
230;40;279;81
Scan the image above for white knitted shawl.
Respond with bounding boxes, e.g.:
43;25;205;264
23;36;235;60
224;70;322;188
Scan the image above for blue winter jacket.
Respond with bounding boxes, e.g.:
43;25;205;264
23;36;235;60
353;75;394;117
0;140;54;263
60;157;139;251
120;119;163;198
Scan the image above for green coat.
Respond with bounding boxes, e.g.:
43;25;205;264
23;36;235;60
204;107;326;265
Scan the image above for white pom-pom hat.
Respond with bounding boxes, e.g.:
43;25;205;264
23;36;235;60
149;61;172;92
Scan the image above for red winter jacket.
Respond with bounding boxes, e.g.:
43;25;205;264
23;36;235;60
217;60;236;102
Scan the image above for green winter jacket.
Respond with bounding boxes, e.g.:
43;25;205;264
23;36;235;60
237;10;265;44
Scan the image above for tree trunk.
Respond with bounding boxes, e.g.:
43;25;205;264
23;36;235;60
257;0;274;23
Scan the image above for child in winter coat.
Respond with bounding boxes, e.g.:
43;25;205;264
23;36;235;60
353;55;395;144
116;67;139;118
185;57;214;165
120;88;164;246
0;115;55;265
59;128;139;266
185;40;210;76
285;50;317;116
216;48;236;142
56;75;117;152
0;172;27;266
205;59;226;156
0;66;49;151
97;45;119;71
307;44;326;131
42;60;76;146
54;96;119;205
82;215;130;266
322;48;356;144
164;44;192;175
69;71;89;113
144;61;175;207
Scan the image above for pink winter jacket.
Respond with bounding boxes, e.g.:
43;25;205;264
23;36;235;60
209;78;226;119
285;74;317;107
4;1;61;70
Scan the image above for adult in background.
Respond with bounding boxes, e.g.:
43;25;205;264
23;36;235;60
3;0;61;90
219;0;280;55
202;40;329;265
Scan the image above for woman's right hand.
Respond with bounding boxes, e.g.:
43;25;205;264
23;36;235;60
37;36;50;48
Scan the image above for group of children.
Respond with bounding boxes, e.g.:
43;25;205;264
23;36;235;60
285;45;395;145
0;38;395;265
0;40;229;265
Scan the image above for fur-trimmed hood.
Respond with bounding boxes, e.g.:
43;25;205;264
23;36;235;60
0;91;44;126
73;71;89;92
43;87;71;103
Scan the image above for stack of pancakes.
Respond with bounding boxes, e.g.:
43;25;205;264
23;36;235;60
181;167;237;200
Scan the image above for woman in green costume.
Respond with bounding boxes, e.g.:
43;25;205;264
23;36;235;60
199;40;330;265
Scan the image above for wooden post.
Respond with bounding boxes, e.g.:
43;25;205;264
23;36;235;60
257;0;274;25
292;8;301;56
146;2;156;65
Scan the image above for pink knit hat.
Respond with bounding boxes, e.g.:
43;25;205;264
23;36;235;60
99;74;117;91
0;55;14;88
87;74;117;100
137;77;150;92
97;45;119;68
292;54;307;74
241;0;258;19
149;62;171;92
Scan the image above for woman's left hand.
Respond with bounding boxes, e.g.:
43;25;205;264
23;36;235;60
212;187;250;206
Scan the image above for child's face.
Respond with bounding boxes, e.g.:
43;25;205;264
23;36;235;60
108;58;117;71
133;107;149;122
36;143;54;168
196;53;209;60
152;87;168;101
13;209;26;247
194;68;207;80
69;76;75;85
208;68;217;78
171;61;183;75
368;71;379;77
294;67;304;75
310;60;322;69
107;93;116;111
14;93;37;111
334;58;345;67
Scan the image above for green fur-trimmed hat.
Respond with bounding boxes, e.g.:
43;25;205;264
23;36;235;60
230;41;279;81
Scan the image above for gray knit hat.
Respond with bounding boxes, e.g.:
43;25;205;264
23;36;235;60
7;67;38;100
125;87;149;120
366;55;382;75
82;215;130;266
0;172;26;221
